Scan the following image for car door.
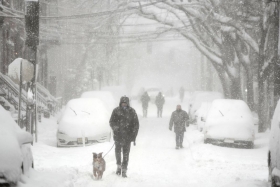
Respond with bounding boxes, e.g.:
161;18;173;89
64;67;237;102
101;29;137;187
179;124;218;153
271;101;280;171
277;116;280;172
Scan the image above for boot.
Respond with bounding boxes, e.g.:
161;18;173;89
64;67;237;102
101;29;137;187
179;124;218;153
116;165;121;175
175;146;179;149
122;170;127;178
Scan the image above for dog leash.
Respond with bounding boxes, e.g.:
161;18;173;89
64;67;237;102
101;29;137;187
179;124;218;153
103;142;115;158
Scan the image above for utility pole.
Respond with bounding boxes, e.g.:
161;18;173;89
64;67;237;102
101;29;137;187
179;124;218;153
25;0;39;142
18;60;23;128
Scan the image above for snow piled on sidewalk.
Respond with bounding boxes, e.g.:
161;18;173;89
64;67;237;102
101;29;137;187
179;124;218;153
223;180;268;187
18;169;74;187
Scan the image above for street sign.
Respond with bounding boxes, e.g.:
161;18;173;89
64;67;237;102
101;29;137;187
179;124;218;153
8;58;34;84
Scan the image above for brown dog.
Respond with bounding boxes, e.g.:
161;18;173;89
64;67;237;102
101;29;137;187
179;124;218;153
93;152;106;180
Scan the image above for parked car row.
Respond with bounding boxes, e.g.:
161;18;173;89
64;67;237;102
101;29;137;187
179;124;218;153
189;91;224;123
193;94;280;186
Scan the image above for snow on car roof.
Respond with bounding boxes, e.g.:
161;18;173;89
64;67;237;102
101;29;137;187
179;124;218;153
62;98;109;119
207;99;253;119
205;99;254;140
58;98;110;137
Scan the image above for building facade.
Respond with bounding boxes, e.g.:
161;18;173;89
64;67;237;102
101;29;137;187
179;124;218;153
0;0;59;95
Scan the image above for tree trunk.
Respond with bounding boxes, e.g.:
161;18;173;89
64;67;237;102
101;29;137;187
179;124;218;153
229;77;242;100
258;76;266;132
206;59;213;91
258;10;267;132
233;37;255;110
244;64;255;110
211;62;231;98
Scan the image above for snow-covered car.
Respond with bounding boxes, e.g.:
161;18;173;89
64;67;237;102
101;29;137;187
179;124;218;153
57;98;111;147
268;99;280;186
80;91;116;112
195;102;212;132
204;99;255;148
189;91;224;123
0;106;33;185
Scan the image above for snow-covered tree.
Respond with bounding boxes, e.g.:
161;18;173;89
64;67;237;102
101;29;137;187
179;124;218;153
114;0;278;132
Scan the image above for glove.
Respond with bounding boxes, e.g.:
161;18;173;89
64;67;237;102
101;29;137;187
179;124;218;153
169;127;172;131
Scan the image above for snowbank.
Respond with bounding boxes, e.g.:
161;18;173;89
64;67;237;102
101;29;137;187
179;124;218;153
58;98;110;137
223;180;268;187
18;169;74;187
205;99;254;140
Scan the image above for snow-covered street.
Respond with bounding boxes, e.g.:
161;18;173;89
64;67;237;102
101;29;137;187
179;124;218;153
17;97;269;187
1;1;279;187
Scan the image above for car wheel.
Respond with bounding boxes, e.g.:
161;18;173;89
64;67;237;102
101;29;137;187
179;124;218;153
0;183;10;187
271;176;279;187
204;139;209;144
21;163;24;174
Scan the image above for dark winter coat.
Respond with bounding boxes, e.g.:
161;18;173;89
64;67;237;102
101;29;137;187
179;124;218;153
155;94;165;108
169;110;189;133
109;96;139;144
141;93;150;109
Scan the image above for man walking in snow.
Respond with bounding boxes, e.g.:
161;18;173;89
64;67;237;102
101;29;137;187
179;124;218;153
141;91;150;118
169;105;189;149
109;96;139;178
155;92;165;118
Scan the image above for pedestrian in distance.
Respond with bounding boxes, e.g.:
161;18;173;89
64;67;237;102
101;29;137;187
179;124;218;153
109;96;139;178
141;91;150;118
155;92;165;118
169;105;189;149
179;87;185;103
